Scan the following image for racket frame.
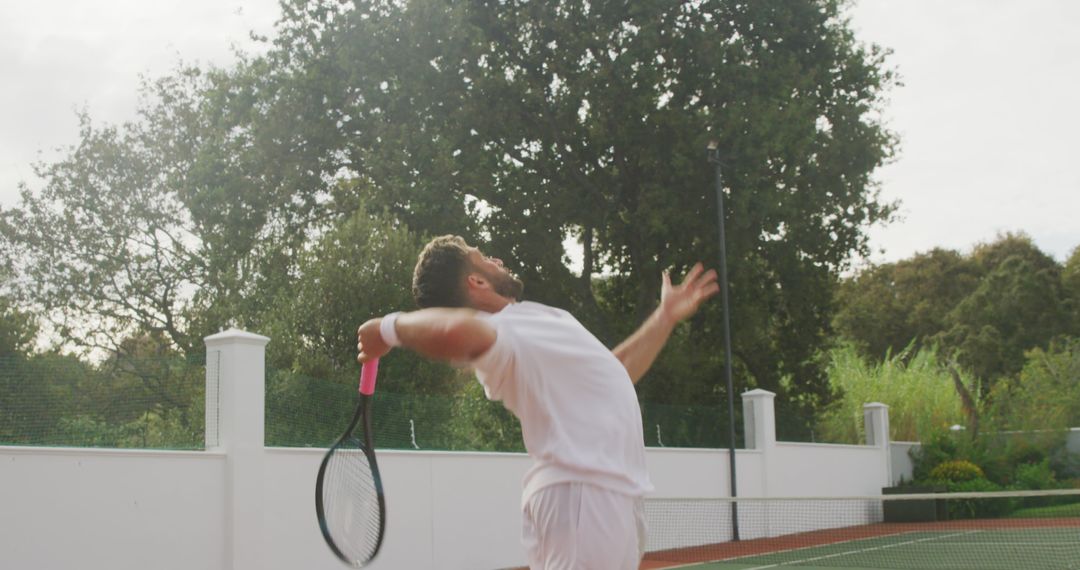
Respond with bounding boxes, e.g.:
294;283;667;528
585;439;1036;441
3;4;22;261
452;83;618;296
315;360;387;567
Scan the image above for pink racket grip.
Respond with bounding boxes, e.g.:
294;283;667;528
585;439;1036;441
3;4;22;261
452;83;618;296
359;358;379;396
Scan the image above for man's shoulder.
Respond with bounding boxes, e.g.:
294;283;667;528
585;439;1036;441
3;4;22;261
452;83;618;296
485;302;576;329
507;301;571;318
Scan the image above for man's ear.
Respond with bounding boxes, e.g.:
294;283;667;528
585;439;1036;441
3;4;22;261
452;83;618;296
466;273;487;290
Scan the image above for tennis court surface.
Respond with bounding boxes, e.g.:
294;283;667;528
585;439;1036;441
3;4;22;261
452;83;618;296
641;490;1080;570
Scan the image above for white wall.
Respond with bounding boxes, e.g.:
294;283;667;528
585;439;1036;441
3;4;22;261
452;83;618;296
0;447;226;570
262;446;779;570
0;329;902;570
890;441;919;485
770;442;889;495
648;447;763;499
1067;428;1080;456
0;444;891;570
262;448;532;570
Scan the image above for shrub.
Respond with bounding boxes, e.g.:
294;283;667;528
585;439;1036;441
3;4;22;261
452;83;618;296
1014;460;1061;491
943;478;1016;519
973;431;1067;485
1011;460;1075;509
930;460;985;483
910;429;968;483
911;427;1071;488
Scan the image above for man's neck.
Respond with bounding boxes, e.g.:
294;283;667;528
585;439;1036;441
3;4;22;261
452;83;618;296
473;296;513;313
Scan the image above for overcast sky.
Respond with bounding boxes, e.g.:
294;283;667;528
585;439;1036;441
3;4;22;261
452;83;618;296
2;0;1077;266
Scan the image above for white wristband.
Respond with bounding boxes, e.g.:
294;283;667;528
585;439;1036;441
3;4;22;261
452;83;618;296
380;312;403;348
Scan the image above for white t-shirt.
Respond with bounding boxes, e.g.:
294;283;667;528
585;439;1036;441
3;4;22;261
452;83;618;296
471;301;654;506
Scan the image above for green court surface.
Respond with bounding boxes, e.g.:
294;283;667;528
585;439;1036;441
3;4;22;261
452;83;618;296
661;528;1080;570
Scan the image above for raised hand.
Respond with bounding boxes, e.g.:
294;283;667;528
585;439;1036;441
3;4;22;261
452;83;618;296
659;263;720;325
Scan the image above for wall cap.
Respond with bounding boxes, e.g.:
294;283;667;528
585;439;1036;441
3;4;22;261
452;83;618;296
204;328;270;347
742;388;776;398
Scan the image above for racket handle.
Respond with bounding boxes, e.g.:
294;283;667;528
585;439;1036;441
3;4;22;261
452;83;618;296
360;358;379;396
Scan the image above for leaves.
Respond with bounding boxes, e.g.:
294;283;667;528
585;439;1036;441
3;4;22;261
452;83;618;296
3;0;901;439
989;339;1080;432
1;113;202;354
834;233;1079;392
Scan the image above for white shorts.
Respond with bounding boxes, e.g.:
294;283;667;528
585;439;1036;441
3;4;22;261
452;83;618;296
522;482;647;570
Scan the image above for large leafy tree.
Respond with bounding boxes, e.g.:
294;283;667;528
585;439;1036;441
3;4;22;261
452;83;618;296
0;113;204;354
1063;246;1080;320
989;339;1080;433
3;0;898;416
262;0;899;404
0;58;369;354
833;248;981;361
939;237;1075;386
0;296;36;360
0;267;41;442
258;204;456;393
834;233;1079;394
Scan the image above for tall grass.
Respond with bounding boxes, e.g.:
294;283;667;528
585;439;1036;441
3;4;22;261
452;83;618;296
819;344;966;443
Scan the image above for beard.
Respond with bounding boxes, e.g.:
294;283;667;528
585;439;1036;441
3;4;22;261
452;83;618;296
483;266;525;301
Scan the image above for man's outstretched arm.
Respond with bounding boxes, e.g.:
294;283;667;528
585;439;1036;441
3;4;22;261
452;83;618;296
357;308;496;364
612;263;719;384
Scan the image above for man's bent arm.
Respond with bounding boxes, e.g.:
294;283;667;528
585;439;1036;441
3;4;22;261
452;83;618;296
358;308;496;363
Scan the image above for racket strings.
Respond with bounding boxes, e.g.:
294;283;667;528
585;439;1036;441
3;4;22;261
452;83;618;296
322;435;383;563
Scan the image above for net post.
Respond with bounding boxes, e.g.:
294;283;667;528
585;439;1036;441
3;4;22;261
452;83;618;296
204;328;270;570
708;139;740;541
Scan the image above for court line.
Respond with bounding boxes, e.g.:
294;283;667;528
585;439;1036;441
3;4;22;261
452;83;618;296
652;529;1080;569
908;541;1080;546
652;529;933;569
742;530;981;570
651;530;934;570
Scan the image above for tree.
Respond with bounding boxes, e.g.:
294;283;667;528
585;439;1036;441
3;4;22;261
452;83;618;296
259;205;457;395
0;299;36;359
938;235;1074;388
989;339;1080;432
273;0;899;404
257;205;477;447
4;0;899;420
0;60;366;356
0;113;204;355
833;248;979;361
1064;245;1080;326
0;275;41;444
834;234;1076;393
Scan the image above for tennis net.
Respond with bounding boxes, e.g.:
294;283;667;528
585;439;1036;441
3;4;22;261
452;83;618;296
644;489;1080;569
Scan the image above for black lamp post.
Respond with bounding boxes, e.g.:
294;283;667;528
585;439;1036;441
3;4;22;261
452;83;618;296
707;140;739;541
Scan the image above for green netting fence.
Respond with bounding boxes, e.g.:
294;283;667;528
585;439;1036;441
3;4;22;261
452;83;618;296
2;354;832;451
265;368;747;451
0;354;207;450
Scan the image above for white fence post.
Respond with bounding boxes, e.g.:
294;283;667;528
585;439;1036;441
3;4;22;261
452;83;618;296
743;389;776;494
863;402;892;488
205;328;270;570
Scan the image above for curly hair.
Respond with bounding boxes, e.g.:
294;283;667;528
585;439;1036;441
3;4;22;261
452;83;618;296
412;235;472;308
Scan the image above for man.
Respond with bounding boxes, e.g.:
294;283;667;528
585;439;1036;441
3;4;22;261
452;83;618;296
356;235;718;569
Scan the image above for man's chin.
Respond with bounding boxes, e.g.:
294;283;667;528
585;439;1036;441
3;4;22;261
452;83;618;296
500;279;525;301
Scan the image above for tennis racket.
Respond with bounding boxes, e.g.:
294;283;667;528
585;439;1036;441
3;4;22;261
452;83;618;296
316;358;387;567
